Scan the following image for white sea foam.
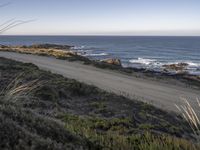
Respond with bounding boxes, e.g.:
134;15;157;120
83;52;108;57
128;58;200;75
186;62;200;67
72;46;85;50
129;58;157;65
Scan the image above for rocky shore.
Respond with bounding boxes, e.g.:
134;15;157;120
0;43;200;88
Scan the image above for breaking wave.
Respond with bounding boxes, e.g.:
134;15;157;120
129;58;157;65
83;53;108;57
128;58;200;75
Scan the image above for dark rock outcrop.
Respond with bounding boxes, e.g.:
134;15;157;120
24;43;72;50
101;58;122;66
0;45;9;48
163;63;188;71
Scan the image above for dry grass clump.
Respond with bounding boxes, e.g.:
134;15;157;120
0;45;78;58
1;73;43;102
175;97;200;137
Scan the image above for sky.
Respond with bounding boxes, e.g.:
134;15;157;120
1;0;200;36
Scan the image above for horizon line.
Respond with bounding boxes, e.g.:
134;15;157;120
1;34;200;37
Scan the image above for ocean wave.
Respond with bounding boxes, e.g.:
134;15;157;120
72;46;85;50
185;62;200;67
83;52;108;57
129;58;157;65
128;58;200;75
163;62;200;70
129;58;200;68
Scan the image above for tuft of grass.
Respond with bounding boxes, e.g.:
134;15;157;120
176;97;200;137
0;71;48;103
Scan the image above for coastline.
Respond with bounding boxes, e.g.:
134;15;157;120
1;44;200;89
0;50;200;114
1;36;200;76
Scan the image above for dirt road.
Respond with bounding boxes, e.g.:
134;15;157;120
1;51;199;113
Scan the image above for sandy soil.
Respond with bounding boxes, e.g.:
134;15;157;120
0;51;199;113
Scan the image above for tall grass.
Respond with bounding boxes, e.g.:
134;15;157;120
175;97;200;138
0;73;43;102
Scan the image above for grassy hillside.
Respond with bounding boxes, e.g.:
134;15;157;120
0;57;199;150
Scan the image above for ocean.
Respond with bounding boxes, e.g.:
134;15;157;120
0;36;200;75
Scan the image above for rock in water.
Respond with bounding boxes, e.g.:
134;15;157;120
26;44;72;50
101;58;122;66
163;63;189;71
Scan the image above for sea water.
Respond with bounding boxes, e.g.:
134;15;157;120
1;36;200;75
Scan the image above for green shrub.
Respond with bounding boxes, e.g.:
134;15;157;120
61;114;199;150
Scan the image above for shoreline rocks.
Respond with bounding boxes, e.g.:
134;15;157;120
21;44;72;50
101;58;122;66
0;44;78;58
162;63;189;72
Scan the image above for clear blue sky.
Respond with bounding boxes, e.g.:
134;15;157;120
1;0;200;35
